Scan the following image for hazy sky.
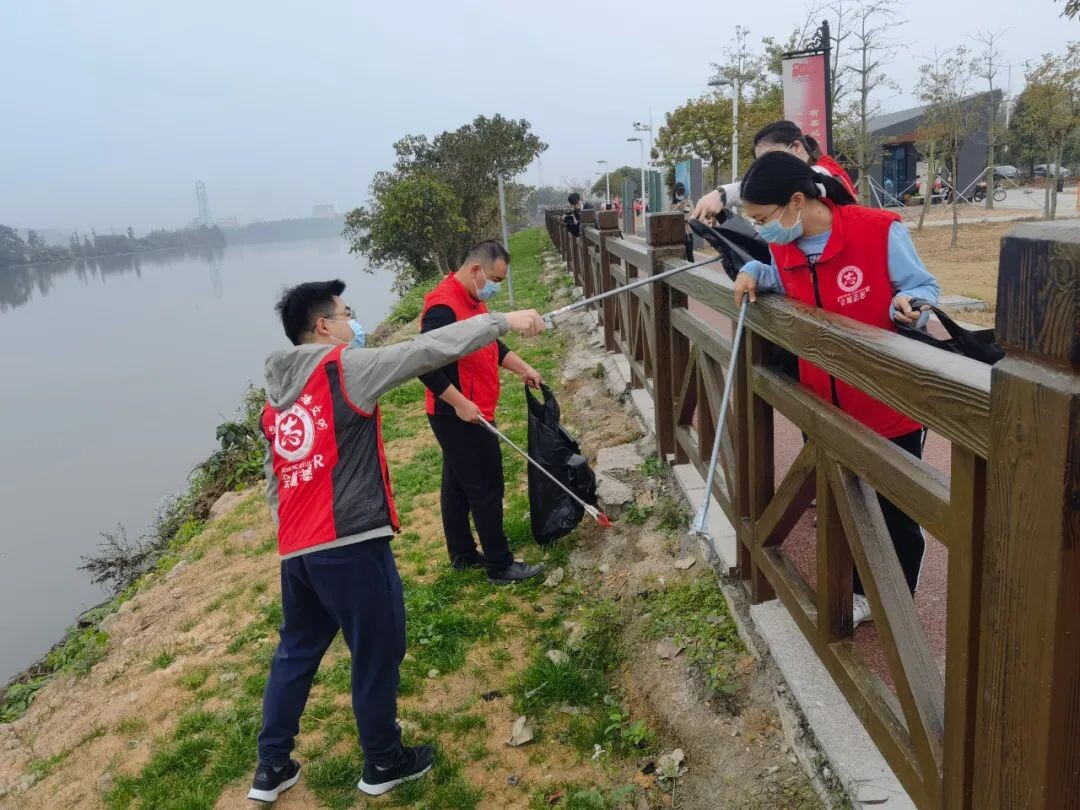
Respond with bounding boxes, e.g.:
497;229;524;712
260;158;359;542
2;0;1074;234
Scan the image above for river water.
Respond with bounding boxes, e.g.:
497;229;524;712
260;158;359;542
0;238;396;683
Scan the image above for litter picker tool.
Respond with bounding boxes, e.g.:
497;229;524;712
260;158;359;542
477;415;612;528
686;298;749;546
541;253;723;327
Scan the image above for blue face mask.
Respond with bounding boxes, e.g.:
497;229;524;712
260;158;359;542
476;268;501;302
347;318;365;348
756;204;803;245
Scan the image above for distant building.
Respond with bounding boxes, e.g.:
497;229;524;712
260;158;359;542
311;204;336;219
215;217;240;229
863;90;1002;205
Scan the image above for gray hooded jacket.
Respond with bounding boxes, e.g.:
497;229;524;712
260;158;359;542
263;312;509;557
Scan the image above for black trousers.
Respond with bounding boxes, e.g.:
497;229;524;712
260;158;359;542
683;234;694;262
428;415;515;574
853;429;926;596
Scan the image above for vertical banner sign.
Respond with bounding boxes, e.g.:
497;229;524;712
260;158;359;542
782;53;828;146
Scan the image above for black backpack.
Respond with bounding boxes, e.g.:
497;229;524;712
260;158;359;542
526;385;598;545
895;299;1005;365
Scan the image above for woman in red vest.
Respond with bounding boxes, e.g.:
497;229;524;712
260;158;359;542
693;120;858;220
733;151;940;629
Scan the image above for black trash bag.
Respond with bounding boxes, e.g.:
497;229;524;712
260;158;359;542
688;213;772;281
526;384;598;545
895;299;1005;366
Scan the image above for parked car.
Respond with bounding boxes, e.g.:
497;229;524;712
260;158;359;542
993;165;1019;179
1033;164;1073;178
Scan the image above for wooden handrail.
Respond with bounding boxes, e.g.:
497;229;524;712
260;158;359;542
543;211;1080;810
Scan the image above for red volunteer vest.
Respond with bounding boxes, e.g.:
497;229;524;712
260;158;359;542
769;201;922;439
260;345;399;557
815;154;857;200
421;275;501;421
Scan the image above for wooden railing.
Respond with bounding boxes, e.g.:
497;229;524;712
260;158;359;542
544;208;1080;810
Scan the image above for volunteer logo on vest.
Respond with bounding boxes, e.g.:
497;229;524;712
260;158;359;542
835;264;870;307
273;403;316;462
837;265;864;293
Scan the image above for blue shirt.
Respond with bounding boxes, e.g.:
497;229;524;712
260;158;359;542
740;222;940;326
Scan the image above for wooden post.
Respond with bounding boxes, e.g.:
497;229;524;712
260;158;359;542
744;331;777;603
578;209;596;293
647;212;685;461
596;210;620;352
973;222;1080;809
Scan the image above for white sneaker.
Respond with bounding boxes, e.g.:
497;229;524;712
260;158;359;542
852;594;872;628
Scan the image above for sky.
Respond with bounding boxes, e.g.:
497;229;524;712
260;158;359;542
1;0;1075;235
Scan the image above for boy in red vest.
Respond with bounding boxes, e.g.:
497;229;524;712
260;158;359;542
420;241;546;585
249;279;545;802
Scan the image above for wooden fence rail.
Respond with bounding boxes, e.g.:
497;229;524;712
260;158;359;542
542;208;1079;810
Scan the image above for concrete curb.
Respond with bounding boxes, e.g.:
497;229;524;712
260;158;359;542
751;601;915;809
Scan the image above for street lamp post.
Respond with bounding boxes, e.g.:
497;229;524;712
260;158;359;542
596;160;610;205
627;137;645;224
633;122;653;209
708;25;747;183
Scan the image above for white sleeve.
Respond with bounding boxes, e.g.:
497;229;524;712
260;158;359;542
720;182;741;206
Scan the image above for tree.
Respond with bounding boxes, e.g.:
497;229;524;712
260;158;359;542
344;172;467;293
1013;43;1080;219
590;166;641;199
973;31;1006;210
655;96;733;186
0;225;27;268
1058;0;1079;17
831;0;904;204
917;47;980;246
390;114;546;257
527;185;576;215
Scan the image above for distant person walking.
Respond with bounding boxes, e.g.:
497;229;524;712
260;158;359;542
669;182;695;261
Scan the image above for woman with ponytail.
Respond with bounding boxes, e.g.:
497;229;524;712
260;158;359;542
693;120;857;221
733;151;939;629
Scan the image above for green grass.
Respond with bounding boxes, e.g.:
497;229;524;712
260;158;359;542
179;668;212;694
641;576;748;700
105;702;261;810
150;648;177;670
399;567;503;689
512;599;622;715
388;445;444;511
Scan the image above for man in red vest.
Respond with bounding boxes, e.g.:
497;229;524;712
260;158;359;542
248;278;545;803
420;241;546;585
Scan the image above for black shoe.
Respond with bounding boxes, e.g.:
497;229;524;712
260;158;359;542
451;553;486;571
358;744;435;796
247;759;301;803
487;561;545;585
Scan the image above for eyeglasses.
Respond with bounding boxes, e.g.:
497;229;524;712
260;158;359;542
324;306;355;321
750;205;782;227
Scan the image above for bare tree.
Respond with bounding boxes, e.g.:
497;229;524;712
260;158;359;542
917;47;980;247
1016;43;1080;219
807;0;858;118
808;0;905;200
841;0;905;204
973;30;1006;210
